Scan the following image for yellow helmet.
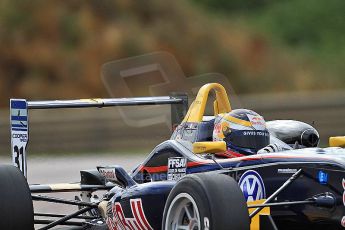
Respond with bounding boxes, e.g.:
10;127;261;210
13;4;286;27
213;109;269;156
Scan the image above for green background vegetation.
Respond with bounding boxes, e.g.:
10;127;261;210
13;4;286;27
0;0;344;107
194;0;345;68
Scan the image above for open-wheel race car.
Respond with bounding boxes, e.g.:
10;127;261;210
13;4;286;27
3;83;345;230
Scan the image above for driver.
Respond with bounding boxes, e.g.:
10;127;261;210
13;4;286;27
212;109;276;158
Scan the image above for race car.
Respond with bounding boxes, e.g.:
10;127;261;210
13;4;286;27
2;83;345;230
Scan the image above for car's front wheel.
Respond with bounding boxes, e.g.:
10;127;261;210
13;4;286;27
162;172;250;230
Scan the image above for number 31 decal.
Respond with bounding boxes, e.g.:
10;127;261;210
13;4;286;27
13;145;26;175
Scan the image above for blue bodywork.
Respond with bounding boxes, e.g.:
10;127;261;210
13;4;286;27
105;143;345;230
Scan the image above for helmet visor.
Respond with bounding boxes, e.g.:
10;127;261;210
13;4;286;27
224;130;270;151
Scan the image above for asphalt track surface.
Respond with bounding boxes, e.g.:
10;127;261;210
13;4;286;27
0;153;146;229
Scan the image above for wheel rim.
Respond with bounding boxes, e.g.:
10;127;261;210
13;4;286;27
165;193;201;230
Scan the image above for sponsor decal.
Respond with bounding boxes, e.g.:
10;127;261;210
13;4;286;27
213;122;227;140
342;178;345;206
341;216;345;228
239;170;266;202
277;168;298;174
317;170;328;184
213;123;222;140
98;167;117;181
167;157;187;181
214;123;222;133
247;114;266;130
243;131;269;136
107;198;153;230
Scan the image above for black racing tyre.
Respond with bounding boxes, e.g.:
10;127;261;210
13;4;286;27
162;172;250;230
0;164;34;230
88;225;109;230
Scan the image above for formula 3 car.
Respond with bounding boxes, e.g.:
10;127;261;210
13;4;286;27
2;83;345;230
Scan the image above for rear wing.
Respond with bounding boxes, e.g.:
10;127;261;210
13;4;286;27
10;95;188;178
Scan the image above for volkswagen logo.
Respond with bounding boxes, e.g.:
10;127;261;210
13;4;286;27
239;170;266;202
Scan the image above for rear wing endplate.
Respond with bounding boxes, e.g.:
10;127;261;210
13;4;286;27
10;95;188;178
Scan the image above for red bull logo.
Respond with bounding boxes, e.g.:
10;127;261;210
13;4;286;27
107;198;153;230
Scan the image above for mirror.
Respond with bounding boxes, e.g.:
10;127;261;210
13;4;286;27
329;136;345;148
193;141;226;154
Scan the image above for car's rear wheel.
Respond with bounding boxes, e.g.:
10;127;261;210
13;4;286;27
0;164;34;230
162;172;250;230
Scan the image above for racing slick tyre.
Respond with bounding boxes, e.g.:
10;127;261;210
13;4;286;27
0;164;34;230
162;172;250;230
